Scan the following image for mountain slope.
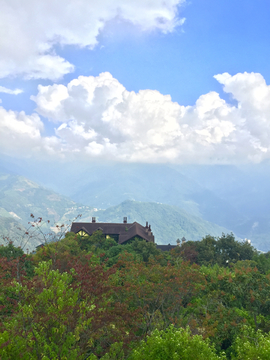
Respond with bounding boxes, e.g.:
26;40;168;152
0;172;94;249
0;157;249;230
91;200;232;245
1;169;268;251
70;163;244;230
0;172;234;249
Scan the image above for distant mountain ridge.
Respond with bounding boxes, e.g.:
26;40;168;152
0;172;234;250
0;158;243;230
1;156;270;251
69;163;245;230
92;200;232;245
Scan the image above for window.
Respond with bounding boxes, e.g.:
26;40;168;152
77;230;88;237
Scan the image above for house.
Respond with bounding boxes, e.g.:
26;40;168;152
70;217;155;244
156;244;177;251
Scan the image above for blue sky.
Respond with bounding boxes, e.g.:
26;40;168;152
1;0;270;164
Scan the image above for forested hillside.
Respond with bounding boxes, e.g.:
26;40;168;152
1;232;270;359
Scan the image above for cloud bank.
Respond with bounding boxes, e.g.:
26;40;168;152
1;71;270;164
0;0;185;80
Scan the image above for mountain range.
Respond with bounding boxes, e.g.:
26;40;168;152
0;170;232;251
1;155;270;251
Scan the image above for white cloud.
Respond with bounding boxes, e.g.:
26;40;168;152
2;71;270;164
214;72;270;150
0;107;44;156
32;72;185;161
0;86;23;95
28;71;270;163
0;0;185;80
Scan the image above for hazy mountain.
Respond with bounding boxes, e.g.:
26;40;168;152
92;200;233;245
0;157;243;229
174;163;270;249
175;163;270;218
67;163;244;231
1;155;270;251
0;216;29;248
0;172;235;250
0;172;94;250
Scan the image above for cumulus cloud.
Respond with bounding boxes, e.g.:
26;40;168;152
214;72;270;150
2;71;270;163
0;107;43;156
32;72;184;161
0;0;185;80
0;106;61;157
27;71;270;163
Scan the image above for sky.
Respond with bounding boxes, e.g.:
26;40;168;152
1;0;270;164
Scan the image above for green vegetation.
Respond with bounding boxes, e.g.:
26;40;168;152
172;233;256;266
232;326;270;359
1;231;270;359
127;326;226;360
0;260;90;359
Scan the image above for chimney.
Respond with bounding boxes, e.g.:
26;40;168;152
146;221;148;228
123;217;127;224
92;217;96;223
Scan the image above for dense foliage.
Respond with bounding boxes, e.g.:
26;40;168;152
1;231;270;359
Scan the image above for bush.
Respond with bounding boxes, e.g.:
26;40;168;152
128;325;225;360
232;326;270;359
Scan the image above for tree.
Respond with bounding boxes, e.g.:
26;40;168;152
189;261;270;355
128;325;225;360
0;260;94;359
0;242;24;260
110;254;204;335
215;233;255;266
174;234;256;267
128;238;162;262
171;241;198;264
32;232;86;271
232;325;270;360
